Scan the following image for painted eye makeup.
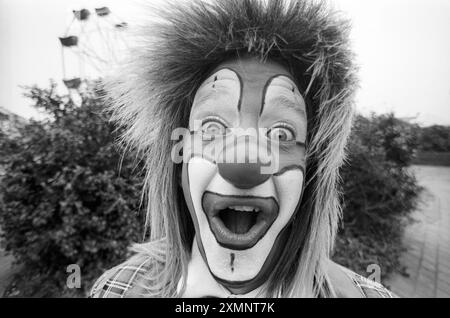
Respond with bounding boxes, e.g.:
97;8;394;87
200;116;229;138
266;123;297;142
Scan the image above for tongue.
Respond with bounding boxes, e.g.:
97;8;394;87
220;208;256;234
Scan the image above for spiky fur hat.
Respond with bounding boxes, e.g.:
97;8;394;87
106;0;357;297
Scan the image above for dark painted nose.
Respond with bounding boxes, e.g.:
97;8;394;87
218;162;271;189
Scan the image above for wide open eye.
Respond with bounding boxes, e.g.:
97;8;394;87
201;118;227;136
267;124;296;142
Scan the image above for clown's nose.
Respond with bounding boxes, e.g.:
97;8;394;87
218;162;271;189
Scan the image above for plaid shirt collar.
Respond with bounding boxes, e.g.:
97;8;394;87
90;248;397;298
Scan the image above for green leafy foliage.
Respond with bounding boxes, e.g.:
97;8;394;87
0;83;144;296
333;114;422;281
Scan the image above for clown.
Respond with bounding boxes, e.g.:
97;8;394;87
91;0;396;298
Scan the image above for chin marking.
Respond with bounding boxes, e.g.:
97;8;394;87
230;253;235;272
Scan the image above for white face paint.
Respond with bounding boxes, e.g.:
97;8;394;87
185;159;303;281
181;58;307;291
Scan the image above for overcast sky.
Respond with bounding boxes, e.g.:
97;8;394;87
1;0;450;126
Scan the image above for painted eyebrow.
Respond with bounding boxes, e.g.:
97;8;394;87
193;67;242;110
266;94;306;118
193;85;231;108
260;74;302;115
198;67;240;89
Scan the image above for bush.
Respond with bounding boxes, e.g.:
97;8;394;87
333;114;421;281
0;83;144;297
413;151;450;166
413;125;450;166
419;125;450;152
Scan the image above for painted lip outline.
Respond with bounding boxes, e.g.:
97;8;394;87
202;191;279;251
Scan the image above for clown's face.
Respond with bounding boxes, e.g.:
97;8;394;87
181;57;307;291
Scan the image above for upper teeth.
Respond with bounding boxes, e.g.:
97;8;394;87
229;206;260;212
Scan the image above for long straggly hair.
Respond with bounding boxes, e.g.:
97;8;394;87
106;0;357;297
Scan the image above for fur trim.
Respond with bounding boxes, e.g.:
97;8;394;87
105;0;357;297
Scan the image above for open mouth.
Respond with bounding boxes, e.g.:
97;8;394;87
202;191;279;250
